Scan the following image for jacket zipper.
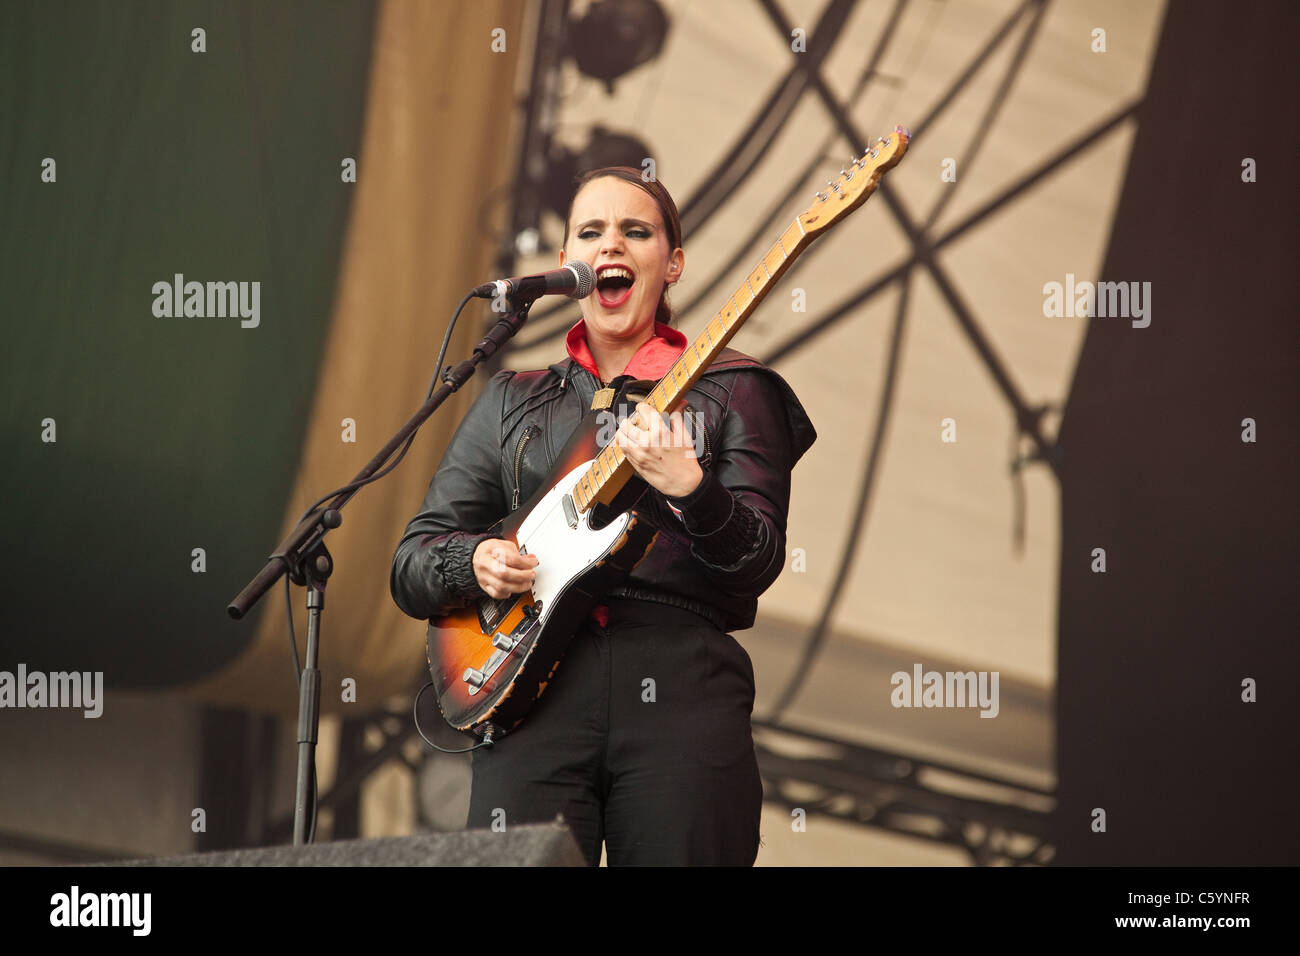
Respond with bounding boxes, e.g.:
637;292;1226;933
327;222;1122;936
686;407;711;467
511;424;540;511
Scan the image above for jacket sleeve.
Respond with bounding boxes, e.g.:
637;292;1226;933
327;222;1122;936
665;369;795;597
389;369;514;620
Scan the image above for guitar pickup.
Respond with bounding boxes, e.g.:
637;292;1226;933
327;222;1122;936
562;493;578;528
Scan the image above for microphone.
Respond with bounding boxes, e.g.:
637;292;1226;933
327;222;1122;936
472;261;596;302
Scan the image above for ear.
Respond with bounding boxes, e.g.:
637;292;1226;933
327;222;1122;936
666;247;684;283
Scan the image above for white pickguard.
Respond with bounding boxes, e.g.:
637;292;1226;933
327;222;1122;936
459;460;632;698
515;459;631;609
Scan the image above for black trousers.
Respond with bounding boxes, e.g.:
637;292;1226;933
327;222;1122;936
465;597;763;866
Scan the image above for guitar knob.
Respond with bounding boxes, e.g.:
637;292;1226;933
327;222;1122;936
462;667;486;688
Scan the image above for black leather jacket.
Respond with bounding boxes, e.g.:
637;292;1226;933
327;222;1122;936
389;347;817;632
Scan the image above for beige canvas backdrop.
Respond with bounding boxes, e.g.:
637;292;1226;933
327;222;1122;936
185;0;528;715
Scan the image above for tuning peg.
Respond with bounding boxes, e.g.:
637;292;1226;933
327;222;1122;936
841;166;854;180
815;191;828;202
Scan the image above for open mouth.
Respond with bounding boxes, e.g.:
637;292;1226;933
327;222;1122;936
595;265;635;309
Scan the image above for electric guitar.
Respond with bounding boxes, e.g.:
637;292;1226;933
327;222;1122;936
427;127;911;737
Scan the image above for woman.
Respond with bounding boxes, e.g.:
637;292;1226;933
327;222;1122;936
390;166;816;866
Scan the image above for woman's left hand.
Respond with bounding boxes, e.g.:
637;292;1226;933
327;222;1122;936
615;402;703;499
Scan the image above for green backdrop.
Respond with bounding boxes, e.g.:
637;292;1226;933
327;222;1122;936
0;1;376;685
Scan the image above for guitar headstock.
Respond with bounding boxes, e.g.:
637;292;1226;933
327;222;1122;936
798;125;911;235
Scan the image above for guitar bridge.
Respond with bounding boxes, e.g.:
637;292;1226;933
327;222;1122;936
462;601;543;695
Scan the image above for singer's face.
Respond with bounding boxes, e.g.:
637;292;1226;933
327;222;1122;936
560;177;683;341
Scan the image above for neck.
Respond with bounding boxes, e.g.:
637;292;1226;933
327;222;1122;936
585;322;654;383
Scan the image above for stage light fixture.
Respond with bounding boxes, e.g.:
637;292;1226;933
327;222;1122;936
540;126;657;221
567;0;670;93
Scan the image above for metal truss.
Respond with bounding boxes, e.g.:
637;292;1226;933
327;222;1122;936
753;719;1056;866
281;704;1055;866
266;700;424;844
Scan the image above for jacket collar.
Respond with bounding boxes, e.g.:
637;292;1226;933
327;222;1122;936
547;338;819;467
563;318;687;383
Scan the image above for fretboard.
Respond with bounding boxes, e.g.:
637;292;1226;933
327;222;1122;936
571;216;808;512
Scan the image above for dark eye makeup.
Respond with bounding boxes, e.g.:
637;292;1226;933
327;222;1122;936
576;226;652;240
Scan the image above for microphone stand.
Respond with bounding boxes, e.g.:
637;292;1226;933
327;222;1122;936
227;295;536;846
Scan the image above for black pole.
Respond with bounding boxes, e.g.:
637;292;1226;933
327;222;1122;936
293;579;325;845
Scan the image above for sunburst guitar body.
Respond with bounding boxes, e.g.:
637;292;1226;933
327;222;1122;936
427;375;659;735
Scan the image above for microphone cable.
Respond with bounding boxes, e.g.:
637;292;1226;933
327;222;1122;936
279;289;481;839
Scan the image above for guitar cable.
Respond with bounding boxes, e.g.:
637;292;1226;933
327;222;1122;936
412;681;498;754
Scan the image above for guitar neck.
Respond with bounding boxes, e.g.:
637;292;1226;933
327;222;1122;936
567;124;911;514
572;217;811;513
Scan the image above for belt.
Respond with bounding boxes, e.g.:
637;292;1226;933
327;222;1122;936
602;586;728;631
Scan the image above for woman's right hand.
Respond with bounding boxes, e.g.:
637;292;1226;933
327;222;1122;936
473;538;540;599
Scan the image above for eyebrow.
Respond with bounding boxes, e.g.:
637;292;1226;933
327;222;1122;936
573;218;657;231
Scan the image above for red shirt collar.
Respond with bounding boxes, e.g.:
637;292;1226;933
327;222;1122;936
564;318;687;382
